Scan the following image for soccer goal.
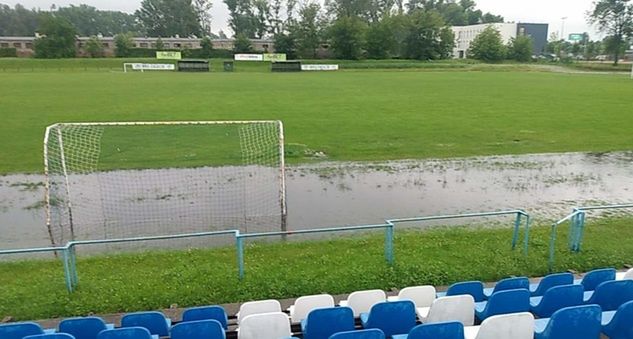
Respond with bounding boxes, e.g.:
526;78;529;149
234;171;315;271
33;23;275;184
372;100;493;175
44;121;286;247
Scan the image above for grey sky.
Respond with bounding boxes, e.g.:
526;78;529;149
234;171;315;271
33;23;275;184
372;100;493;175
1;0;602;38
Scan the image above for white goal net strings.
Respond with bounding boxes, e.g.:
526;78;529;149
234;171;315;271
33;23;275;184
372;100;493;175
44;121;285;247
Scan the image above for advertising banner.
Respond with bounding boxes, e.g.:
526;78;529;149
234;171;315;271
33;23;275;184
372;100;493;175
235;54;264;61
156;51;182;60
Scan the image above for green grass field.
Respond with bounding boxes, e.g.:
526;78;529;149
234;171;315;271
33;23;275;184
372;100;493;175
1;59;632;173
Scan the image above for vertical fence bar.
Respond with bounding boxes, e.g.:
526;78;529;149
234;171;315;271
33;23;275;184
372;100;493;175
385;224;394;265
236;235;245;280
61;249;74;293
512;212;521;250
523;214;530;255
575;211;586;252
549;223;557;272
69;245;78;287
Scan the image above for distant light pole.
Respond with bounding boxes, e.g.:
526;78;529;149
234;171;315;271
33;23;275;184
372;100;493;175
560;17;568;41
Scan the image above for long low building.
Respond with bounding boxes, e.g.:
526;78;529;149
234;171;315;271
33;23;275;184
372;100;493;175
452;23;549;59
0;36;275;57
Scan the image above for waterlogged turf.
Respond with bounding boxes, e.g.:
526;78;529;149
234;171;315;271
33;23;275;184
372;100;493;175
1;65;633;173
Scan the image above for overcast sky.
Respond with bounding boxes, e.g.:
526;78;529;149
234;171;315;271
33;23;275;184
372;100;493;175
1;0;602;39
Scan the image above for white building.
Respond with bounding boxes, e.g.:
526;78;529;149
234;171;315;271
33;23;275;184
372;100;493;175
452;23;549;59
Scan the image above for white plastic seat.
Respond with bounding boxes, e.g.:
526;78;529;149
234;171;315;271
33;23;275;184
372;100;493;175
238;312;293;339
463;312;534;339
288;294;335;323
616;268;633;280
339;289;386;317
417;295;475;326
237;299;282;324
387;286;436;308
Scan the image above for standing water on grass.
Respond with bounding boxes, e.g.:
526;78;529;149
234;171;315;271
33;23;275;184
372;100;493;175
1;151;632;251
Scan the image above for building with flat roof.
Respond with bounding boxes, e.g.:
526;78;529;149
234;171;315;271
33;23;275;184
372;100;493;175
452;23;548;59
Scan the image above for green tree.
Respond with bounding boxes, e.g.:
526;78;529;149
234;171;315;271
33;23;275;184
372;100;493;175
295;2;323;58
85;36;104;57
0;4;40;36
200;36;214;57
114;33;134;57
56;5;139;36
233;32;254;52
274;31;298;58
366;18;395;59
508;35;533;62
403;10;452;60
329;16;367;59
33;15;77;59
155;37;165;50
225;0;257;37
468;25;506;61
136;0;209;37
588;0;633;65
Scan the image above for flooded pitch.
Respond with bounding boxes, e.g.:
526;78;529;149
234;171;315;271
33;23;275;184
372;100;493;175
1;151;632;250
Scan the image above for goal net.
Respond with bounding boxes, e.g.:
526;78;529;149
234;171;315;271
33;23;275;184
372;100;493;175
44;121;286;247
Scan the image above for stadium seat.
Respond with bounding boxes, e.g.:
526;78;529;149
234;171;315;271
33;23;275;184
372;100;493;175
463;312;534;339
530;284;584;318
0;322;48;339
583;279;633;311
96;327;154;339
288;294;335;323
120;311;171;337
387;286;436;308
339;289;386;317
237;312;295;339
482;277;529;299
182;305;228;329
474;289;530;322
417;295;475;326
601;300;633;339
533;305;602;339
170;319;225;339
59;316;115;339
328;329;386;339
616;268;633;281
301;306;355;339
24;334;76;339
237;299;282;324
529;272;574;297
574;268;616;291
360;300;416;336
436;281;486;302
392;321;464;339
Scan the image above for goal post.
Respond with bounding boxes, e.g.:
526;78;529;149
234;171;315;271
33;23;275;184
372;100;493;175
44;121;286;247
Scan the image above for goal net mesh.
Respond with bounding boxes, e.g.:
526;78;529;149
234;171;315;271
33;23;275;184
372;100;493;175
44;121;285;247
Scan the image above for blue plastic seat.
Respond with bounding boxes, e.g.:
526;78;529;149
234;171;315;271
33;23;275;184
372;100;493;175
436;281;485;302
182;305;228;329
392;321;464;339
474;288;530;322
96;327;153;339
482;277;529;299
602;300;633;339
533;304;602;339
301;306;355;339
0;322;46;339
329;329;386;339
360;300;416;336
530;284;584;318
170;319;225;339
24;334;76;339
120;311;170;337
59;316;114;339
583;279;633;311
529;272;574;297
575;268;616;291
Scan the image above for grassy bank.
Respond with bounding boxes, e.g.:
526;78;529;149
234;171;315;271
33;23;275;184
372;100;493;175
569;61;631;73
1;217;632;320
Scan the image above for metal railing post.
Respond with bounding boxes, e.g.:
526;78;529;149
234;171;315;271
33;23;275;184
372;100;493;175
512;212;522;250
523;213;530;255
549;223;557;272
61;249;74;293
236;234;245;280
385;223;394;265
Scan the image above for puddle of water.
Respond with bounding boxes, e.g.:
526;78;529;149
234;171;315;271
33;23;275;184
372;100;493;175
1;151;632;252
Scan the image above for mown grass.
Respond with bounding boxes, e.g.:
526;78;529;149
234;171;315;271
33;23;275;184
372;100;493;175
569;62;632;73
1;65;633;174
1;217;632;320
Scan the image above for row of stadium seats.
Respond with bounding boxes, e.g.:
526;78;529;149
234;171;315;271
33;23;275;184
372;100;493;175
3;267;633;339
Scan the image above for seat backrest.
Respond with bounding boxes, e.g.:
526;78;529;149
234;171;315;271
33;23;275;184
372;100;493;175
328;329;386;339
365;300;416;336
427;295;475;326
24;334;76;339
237;299;281;324
539;305;601;339
238;312;292;339
581;268;616;291
290;294;335;323
533;284;584;318
622;268;633;280
481;289;530;320
171;319;225;339
602;300;633;339
475;312;534;339
96;327;153;339
532;273;574;296
445;281;485;302
120;311;169;337
59;317;108;339
346;290;386;317
588;279;633;311
0;322;45;339
492;277;529;294
182;305;228;329
398;286;436;308
303;307;355;339
406;321;464;339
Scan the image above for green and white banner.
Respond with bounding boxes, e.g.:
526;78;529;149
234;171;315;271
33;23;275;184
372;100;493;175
263;53;287;61
156;51;182;60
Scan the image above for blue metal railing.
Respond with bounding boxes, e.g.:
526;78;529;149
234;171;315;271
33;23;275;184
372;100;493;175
548;210;585;271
